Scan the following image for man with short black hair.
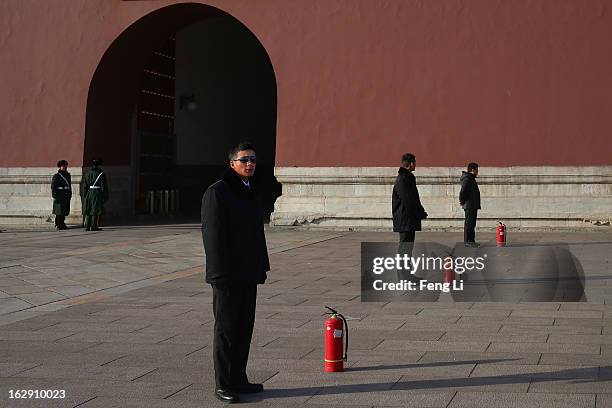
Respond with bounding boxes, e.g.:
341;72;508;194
201;142;269;404
51;160;72;230
460;162;481;247
392;153;428;244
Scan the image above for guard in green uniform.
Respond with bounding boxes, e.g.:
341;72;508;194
51;160;72;230
82;158;109;231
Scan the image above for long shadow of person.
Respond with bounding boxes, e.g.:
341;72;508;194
241;364;606;403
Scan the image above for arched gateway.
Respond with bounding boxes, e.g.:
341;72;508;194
84;3;279;220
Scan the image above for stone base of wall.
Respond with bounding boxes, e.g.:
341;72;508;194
0;167;133;225
271;166;612;230
3;166;611;230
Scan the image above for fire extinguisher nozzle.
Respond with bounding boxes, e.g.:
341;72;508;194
324;305;338;315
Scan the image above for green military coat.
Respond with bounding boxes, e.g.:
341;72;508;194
82;167;109;216
51;170;72;216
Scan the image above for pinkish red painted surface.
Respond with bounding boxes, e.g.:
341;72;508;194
1;0;611;167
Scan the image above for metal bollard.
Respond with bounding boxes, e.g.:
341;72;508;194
156;190;162;214
169;189;176;214
164;190;170;214
143;189;179;215
147;190;155;214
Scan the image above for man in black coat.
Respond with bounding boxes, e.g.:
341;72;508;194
201;142;270;404
392;153;428;245
51;160;72;230
459;162;481;247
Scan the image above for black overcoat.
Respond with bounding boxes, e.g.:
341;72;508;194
51;170;72;216
459;171;481;210
392;167;427;232
201;169;270;287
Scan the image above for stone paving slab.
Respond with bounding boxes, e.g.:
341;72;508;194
12;365;156;382
470;302;562;311
1;351;126;367
0;227;611;407
510;310;604;319
539;353;612;367
457;316;557;325
376;339;490;352
0;363;41;377
185;345;318;361
499;324;602;334
470;364;599;379
55;379;192;400
0;330;78;342
346;361;475;379
527;378;612;395
78;397;208;408
306;389;455;407
16;291;68;306
554;317;612;327
0;340;95;354
439;332;548;343
448;391;595;408
132;367;278;387
417;351;541;366
0;394;92;408
0;297;34;313
548;334;612;344
488;342;601;354
400;322;505;332
418;308;512;317
392;376;531;393
79;342;203;357
169;382;317;405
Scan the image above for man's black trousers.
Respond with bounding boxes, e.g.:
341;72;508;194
464;208;478;243
399;231;415;243
398;231;416;275
55;215;65;227
212;284;257;390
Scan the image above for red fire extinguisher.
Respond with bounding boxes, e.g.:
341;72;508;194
324;306;348;372
444;264;454;284
496;221;507;247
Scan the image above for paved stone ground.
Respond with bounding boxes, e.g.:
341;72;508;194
0;225;612;407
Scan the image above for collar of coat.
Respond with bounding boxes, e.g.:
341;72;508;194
221;168;256;194
398;167;414;178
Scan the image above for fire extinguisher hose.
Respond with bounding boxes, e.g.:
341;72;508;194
324;306;349;362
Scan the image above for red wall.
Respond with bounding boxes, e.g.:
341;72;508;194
1;0;611;167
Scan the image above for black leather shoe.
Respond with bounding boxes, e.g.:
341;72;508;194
236;382;264;393
215;389;239;403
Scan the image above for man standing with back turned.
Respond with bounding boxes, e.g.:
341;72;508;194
392;153;428;268
201;142;269;404
82;158;108;231
460;162;481;247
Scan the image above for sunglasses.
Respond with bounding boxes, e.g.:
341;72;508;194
233;156;257;164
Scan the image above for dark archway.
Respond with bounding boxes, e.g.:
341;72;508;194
84;2;279;220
